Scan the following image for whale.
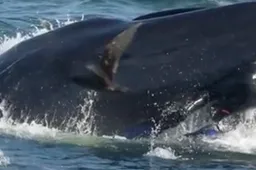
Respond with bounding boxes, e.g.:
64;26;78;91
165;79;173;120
0;2;256;139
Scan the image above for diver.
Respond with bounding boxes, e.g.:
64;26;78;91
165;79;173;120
184;89;248;138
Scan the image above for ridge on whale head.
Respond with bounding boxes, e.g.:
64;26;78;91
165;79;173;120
0;2;256;138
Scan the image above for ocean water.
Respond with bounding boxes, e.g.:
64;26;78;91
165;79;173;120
0;0;256;169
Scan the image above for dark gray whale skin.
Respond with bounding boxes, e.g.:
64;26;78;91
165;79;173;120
0;2;256;138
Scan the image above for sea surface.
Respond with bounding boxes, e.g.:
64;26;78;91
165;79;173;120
0;0;256;169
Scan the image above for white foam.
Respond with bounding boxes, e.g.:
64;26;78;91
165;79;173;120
0;93;99;145
102;135;127;141
145;147;180;160
204;124;256;154
0;101;108;147
0;119;59;140
143;120;182;160
203;108;256;154
0;150;10;167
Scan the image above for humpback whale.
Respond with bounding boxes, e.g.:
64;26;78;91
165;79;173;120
0;2;256;139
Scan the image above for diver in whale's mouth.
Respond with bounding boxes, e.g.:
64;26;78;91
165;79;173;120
121;84;250;139
185;89;249;138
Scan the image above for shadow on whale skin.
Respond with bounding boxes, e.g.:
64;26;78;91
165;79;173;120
0;2;256;139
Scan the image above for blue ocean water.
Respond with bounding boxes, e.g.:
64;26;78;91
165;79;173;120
0;0;256;169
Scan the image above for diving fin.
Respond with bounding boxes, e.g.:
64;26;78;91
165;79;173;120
86;22;142;92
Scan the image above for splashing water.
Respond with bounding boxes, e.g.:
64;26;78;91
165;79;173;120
0;15;83;55
63;91;97;135
203;107;256;154
145;147;180;160
0;150;10;167
152;103;256;157
0;16;99;143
